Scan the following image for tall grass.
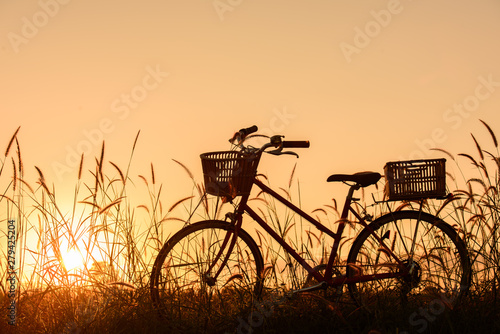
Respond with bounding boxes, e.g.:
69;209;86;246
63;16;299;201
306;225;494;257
432;120;500;300
2;121;500;333
0;129;191;333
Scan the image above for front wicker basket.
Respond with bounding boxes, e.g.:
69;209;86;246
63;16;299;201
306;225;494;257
384;159;447;201
200;151;261;198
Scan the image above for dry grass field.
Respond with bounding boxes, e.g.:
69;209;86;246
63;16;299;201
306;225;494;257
2;123;500;333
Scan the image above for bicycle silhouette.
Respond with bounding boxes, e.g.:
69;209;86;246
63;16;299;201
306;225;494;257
150;125;471;325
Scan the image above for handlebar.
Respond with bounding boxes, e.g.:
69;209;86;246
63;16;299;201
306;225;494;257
230;125;310;157
238;125;258;137
283;141;310;148
229;125;259;145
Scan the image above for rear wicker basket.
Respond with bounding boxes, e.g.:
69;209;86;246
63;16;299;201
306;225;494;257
200;151;261;198
384;159;447;201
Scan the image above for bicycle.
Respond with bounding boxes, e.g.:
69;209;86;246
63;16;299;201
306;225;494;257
150;125;471;326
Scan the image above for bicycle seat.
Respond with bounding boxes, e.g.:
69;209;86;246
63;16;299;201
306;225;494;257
327;172;381;187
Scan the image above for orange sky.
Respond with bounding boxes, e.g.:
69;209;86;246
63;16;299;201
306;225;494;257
2;0;500;213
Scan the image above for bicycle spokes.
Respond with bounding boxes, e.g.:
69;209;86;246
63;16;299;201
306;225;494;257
347;211;470;311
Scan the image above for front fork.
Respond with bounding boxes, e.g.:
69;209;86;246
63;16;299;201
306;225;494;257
203;206;245;286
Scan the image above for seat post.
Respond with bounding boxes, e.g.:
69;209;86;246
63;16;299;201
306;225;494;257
340;184;360;219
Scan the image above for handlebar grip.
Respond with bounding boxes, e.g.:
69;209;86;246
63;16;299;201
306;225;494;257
283;141;310;148
239;125;258;136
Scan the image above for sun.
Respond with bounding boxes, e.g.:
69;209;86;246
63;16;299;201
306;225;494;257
61;248;85;272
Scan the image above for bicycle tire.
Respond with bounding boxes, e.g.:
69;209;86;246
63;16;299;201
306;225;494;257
346;210;471;311
150;220;264;329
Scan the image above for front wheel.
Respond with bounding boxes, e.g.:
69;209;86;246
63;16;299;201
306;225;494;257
346;210;471;311
150;220;264;331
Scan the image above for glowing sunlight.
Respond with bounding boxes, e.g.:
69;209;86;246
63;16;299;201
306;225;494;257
61;248;86;272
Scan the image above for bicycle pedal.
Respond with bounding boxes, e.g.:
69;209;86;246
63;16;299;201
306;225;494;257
203;275;216;286
292;281;328;295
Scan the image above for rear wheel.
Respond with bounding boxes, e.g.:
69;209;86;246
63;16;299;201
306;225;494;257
150;220;263;330
346;210;470;311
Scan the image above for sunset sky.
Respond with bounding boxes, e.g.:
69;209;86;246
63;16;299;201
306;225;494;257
2;0;500;212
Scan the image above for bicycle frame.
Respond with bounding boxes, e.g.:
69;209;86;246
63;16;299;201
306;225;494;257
207;176;410;292
151;130;470;322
